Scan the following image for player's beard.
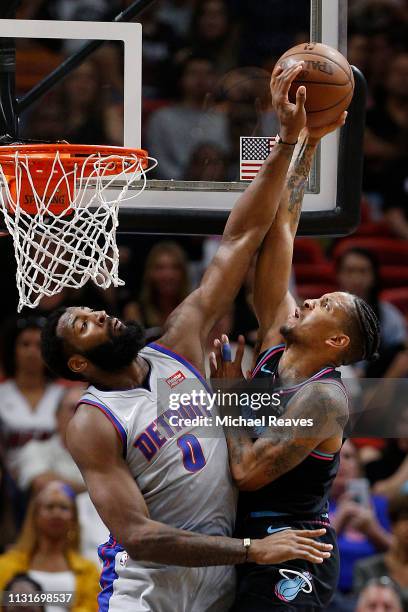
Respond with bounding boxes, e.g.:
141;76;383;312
279;323;294;342
83;320;145;372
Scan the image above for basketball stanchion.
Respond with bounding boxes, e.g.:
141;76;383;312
0;143;157;311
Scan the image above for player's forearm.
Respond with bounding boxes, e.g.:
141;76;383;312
374;456;408;498
364;523;392;551
252;134;317;333
278;132;318;234
385;209;408;241
225;428;257;485
125;519;247;566
230;439;302;491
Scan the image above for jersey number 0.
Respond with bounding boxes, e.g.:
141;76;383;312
177;434;206;473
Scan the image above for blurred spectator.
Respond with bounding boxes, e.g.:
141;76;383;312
354;493;408;610
20;94;65;143
349;0;407;88
382;158;408;240
184;143;229;182
355;577;403;612
354;351;408;464
364;53;408;201
21;58;121;145
0;453;18;553
336;248;407;354
0;317;64;479
347;29;370;77
22;0;119;49
215;67;279;179
330;441;392;593
16;387;86;495
366;403;408;499
230;0;309;67
141;5;185;99
146;55;229;179
2;574;44;612
15;387;109;564
179;0;238;75
24;0;116;22
0;481;99;611
123;241;191;337
157;0;194;39
57;59;116;145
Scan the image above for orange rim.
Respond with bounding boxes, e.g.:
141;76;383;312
0;143;149;175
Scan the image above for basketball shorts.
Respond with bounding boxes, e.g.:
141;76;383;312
231;514;339;611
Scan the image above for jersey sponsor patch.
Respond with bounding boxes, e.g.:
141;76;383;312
166;370;186;388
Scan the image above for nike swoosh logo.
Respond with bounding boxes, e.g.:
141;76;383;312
261;365;272;374
267;526;290;534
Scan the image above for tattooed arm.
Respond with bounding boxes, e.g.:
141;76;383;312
210;338;348;491
67;403;331;566
254;116;347;353
226;381;348;491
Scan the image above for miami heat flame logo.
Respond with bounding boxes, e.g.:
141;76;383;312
275;569;313;602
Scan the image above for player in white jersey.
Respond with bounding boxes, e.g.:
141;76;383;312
40;64;332;612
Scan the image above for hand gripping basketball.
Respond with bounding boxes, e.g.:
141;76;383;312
270;63;307;144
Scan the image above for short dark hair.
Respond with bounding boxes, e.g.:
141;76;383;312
3;573;45;610
2;316;49;378
336;247;381;318
41;307;83;381
343;296;381;364
4;573;43;593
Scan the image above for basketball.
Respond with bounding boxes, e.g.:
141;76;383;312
277;42;355;128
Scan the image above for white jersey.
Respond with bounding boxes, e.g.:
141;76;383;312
80;343;237;612
0;380;64;476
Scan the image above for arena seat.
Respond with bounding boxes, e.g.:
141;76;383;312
297;283;338;300
380;266;408;289
294;262;335;284
293;238;326;264
354;220;392;237
380;287;408;317
333;238;408;266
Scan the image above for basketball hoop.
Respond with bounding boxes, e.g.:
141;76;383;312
0;143;157;311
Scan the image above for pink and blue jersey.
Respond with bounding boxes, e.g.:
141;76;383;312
240;343;348;518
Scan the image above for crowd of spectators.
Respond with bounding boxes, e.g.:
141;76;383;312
0;0;407;610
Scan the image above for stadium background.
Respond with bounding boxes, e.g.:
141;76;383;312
0;1;408;610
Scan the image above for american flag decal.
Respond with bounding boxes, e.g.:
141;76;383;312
240;136;277;181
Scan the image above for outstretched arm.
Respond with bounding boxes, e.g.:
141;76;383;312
159;63;307;371
254;116;347;353
228;381;348;491
67;405;332;566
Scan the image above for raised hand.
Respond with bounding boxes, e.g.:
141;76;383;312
305;111;348;145
270;63;307;144
249;528;332;565
210;334;246;380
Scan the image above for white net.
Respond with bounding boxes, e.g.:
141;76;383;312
0;147;157;311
